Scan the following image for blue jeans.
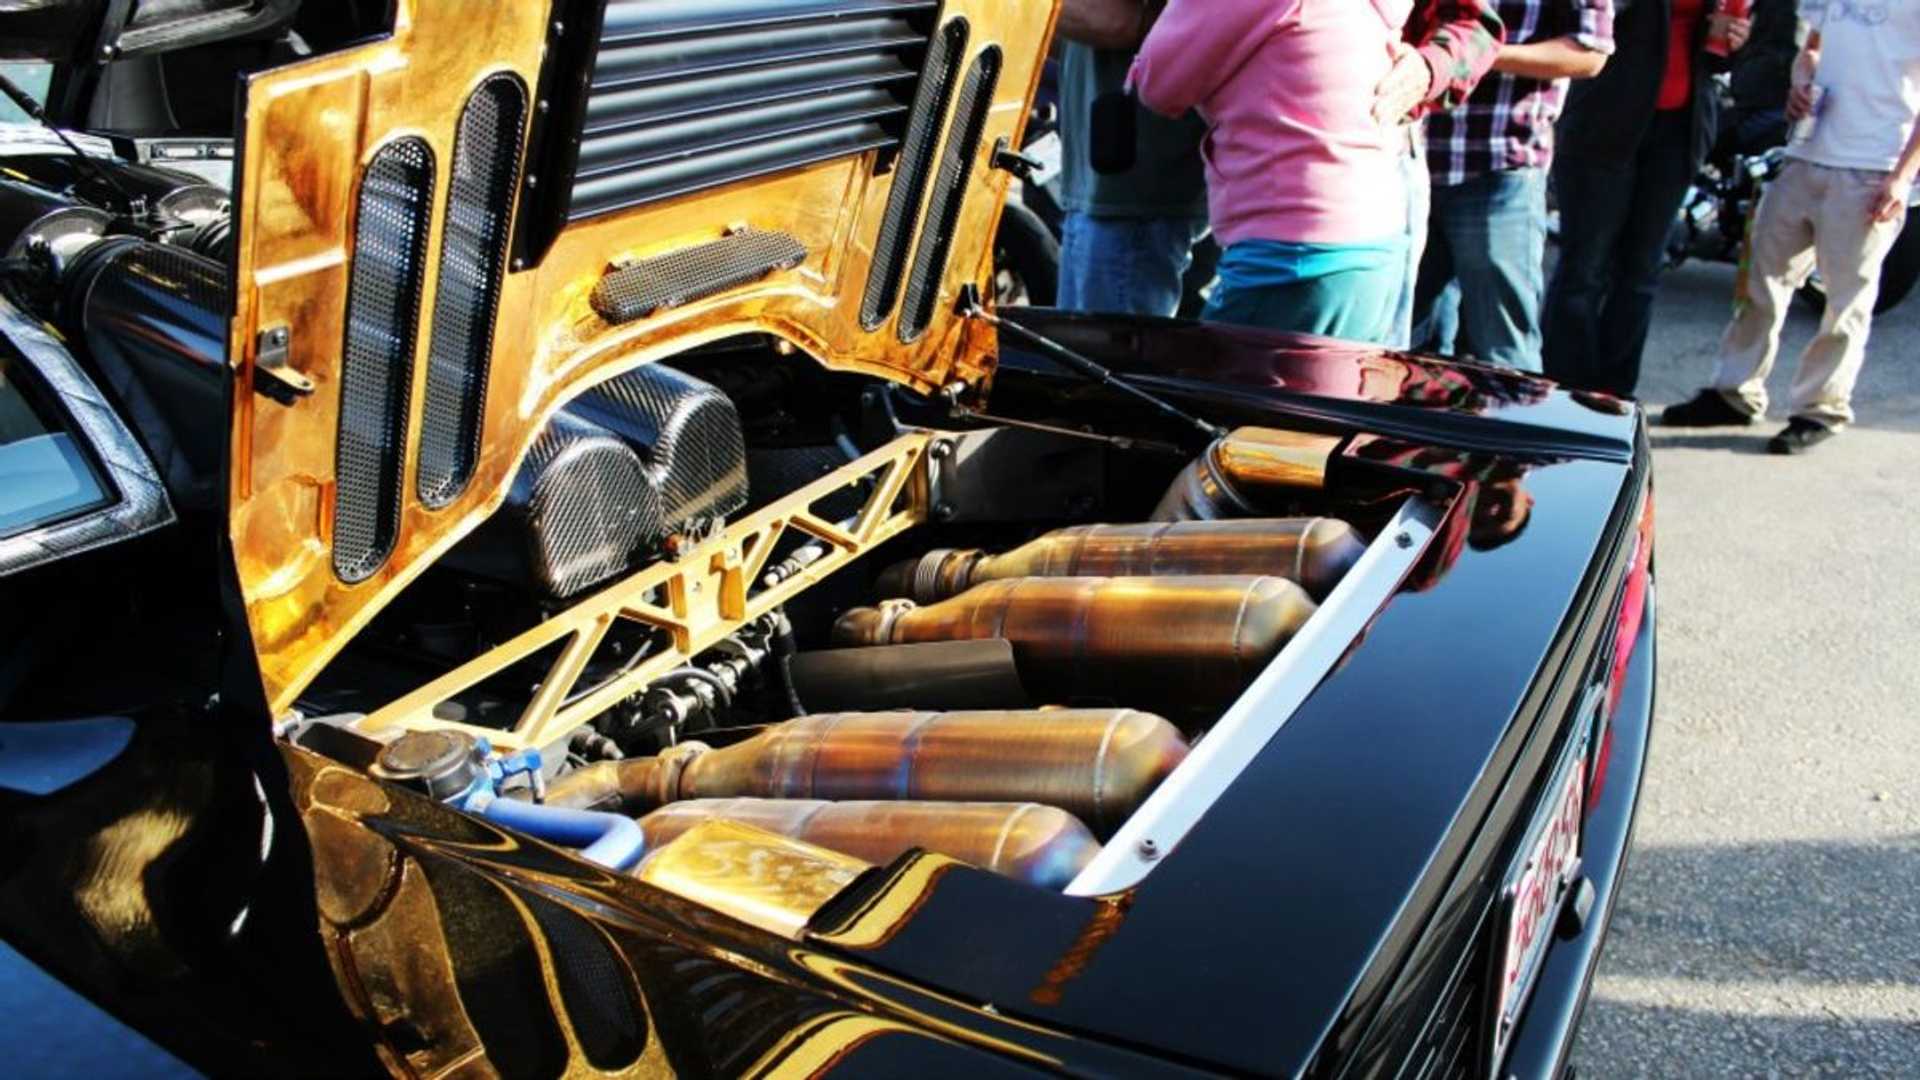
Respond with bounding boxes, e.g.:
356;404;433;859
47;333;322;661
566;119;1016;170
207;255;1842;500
1387;130;1430;349
1411;168;1548;373
1058;212;1209;316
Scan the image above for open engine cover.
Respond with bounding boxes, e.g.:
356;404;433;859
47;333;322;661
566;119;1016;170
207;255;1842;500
221;0;1056;712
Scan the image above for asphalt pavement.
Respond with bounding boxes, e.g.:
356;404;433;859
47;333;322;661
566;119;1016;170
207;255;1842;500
1567;259;1920;1076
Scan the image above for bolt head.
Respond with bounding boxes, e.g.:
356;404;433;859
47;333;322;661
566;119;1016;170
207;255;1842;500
928;440;953;461
1136;838;1160;860
1394;531;1414;549
932;502;956;521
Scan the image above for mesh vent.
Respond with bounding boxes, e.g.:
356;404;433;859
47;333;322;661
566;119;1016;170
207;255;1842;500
589;228;805;325
334;137;433;583
418;74;527;508
860;16;967;330
898;45;1000;343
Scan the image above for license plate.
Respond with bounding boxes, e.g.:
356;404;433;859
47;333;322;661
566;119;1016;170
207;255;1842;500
1023;131;1062;189
1489;730;1588;1072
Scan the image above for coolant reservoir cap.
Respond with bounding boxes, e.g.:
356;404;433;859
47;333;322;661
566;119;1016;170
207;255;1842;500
371;729;485;800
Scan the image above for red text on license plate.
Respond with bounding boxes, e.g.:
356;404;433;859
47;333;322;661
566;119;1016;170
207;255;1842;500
1491;748;1586;1066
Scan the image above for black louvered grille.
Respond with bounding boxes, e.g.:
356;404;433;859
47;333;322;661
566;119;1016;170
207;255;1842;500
418;74;527;509
1414;931;1490;1080
860;16;966;330
334;137;433;583
898;43;999;342
567;0;939;222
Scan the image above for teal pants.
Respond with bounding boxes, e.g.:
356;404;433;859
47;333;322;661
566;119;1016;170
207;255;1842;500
1203;238;1405;344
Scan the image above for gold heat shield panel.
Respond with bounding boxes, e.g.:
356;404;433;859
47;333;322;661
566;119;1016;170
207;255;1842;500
225;0;1057;714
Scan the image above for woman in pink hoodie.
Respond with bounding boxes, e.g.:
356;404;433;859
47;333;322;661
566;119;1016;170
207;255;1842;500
1131;0;1422;343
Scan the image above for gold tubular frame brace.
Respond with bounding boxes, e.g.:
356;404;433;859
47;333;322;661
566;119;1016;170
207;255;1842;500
353;432;932;753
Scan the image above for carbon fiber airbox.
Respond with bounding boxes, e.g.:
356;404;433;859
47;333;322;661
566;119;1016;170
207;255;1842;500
447;364;747;600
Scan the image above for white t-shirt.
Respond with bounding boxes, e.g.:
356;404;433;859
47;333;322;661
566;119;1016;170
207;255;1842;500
1791;0;1920;172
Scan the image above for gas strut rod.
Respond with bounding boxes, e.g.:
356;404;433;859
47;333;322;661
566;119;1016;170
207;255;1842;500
957;285;1226;442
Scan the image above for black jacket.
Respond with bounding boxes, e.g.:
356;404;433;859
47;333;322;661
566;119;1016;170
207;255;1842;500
1557;0;1729;169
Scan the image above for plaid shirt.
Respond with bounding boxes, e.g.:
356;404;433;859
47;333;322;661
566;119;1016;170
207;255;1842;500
1425;0;1616;185
1405;0;1509;116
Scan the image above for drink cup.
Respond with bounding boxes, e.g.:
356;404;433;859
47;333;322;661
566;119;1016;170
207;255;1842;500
1705;0;1751;57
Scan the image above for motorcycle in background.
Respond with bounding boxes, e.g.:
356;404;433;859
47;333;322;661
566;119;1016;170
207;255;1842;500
1665;110;1920;316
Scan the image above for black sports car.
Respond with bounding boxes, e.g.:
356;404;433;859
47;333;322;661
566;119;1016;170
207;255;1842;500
0;2;1653;1077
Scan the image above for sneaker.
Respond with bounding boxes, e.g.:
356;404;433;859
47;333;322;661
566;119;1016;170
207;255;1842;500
1768;418;1838;455
1656;390;1757;427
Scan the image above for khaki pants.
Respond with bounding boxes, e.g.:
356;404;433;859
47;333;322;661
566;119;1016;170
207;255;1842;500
1711;160;1907;427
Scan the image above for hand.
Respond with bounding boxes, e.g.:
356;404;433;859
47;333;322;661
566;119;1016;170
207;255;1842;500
1869;172;1912;224
1710;13;1752;53
1374;43;1433;127
1787;47;1820;120
1787;81;1816;122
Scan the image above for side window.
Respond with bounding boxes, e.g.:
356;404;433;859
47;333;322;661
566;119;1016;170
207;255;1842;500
0;62;50;124
0;353;112;538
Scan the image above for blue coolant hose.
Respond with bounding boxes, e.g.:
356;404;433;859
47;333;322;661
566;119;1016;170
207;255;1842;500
470;792;646;871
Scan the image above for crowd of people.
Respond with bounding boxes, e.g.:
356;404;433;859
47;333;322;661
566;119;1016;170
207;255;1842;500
1049;0;1920;455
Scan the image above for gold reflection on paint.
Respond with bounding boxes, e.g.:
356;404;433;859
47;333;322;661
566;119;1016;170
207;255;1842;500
740;1012;923;1079
73;805;194;972
1026;897;1130;1007
634;820;872;942
810;851;960;951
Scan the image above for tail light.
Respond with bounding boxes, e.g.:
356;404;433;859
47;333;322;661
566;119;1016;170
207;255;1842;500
1589;483;1654;804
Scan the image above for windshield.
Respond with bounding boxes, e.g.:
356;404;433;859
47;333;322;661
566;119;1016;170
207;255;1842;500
0;351;112;538
0;63;51;125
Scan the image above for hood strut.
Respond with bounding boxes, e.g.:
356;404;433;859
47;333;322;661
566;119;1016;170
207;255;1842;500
958;286;1224;443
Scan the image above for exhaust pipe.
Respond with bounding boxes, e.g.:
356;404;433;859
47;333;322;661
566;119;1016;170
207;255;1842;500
1152;427;1342;521
543;708;1187;836
832;576;1315;713
636;798;1100;889
876;518;1364;603
785;640;1030;713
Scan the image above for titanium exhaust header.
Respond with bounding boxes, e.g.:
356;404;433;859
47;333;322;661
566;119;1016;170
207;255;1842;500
876;518;1365;603
832;575;1316;714
544;707;1187;836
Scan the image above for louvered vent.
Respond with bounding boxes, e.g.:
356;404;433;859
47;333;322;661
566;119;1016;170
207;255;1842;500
419;74;527;509
334;137;433;583
1413;929;1490;1080
898;44;1000;342
567;0;939;223
860;16;967;329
